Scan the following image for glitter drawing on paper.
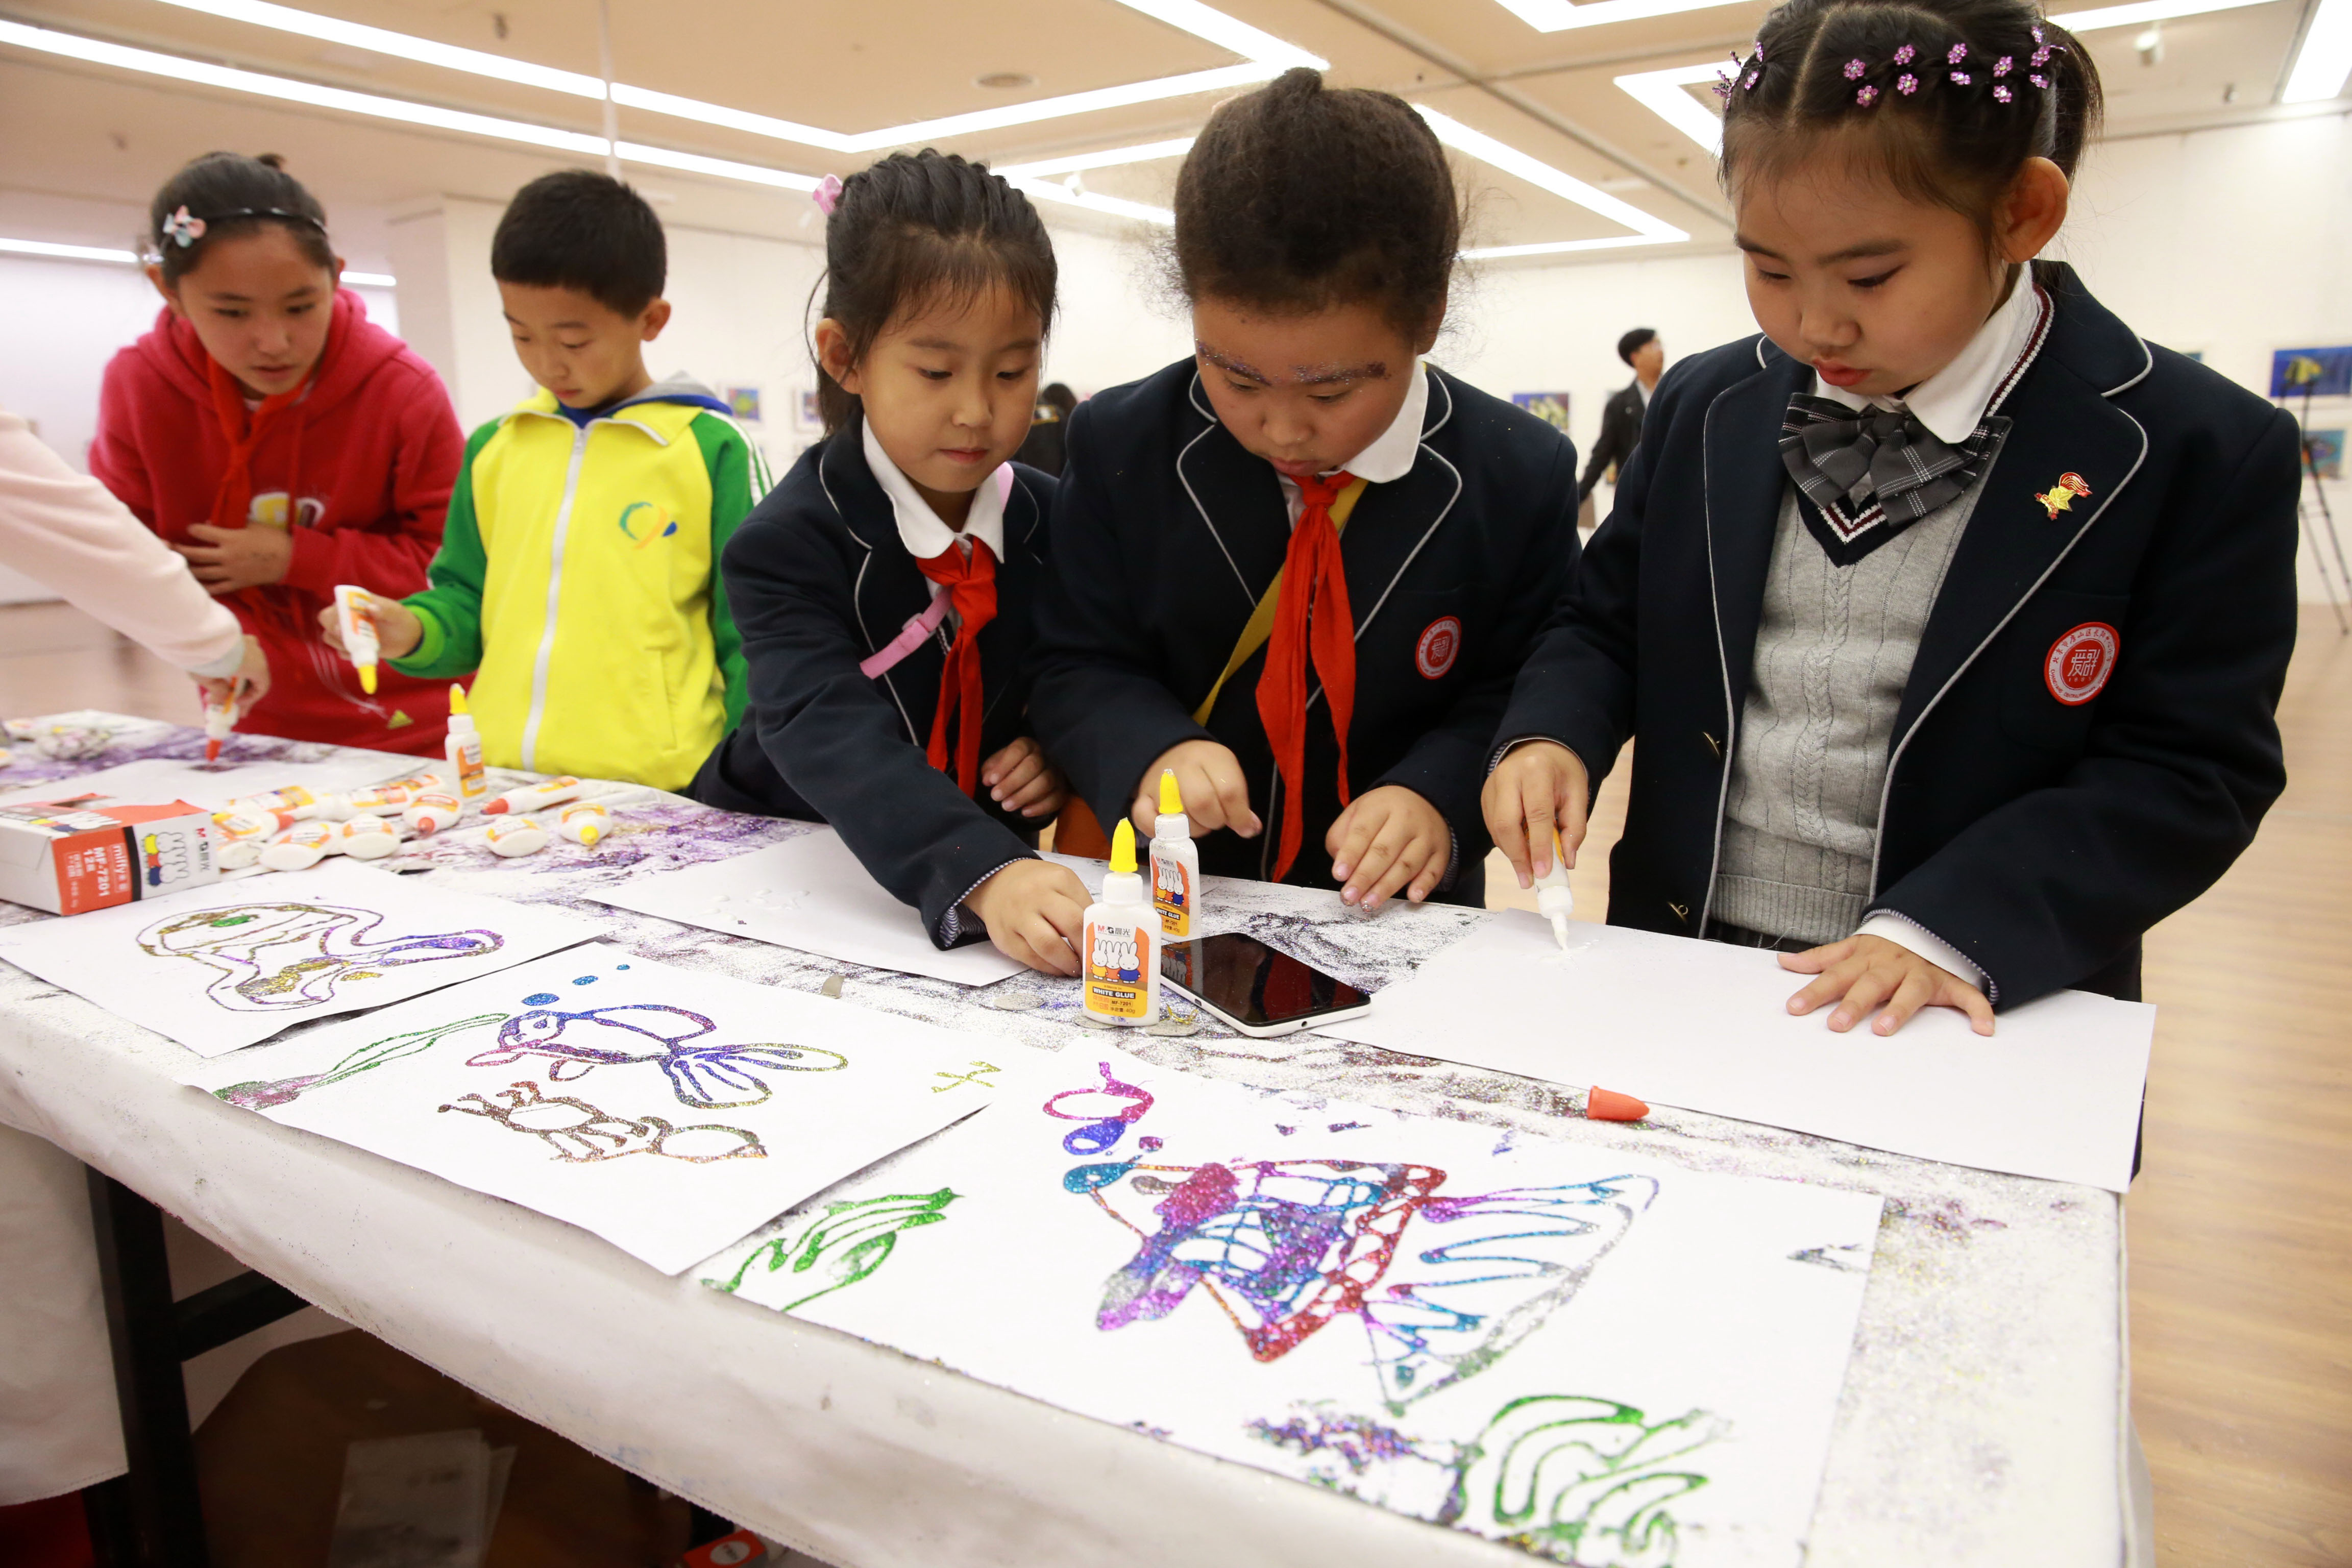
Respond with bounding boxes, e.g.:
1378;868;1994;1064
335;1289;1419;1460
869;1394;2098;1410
1251;1393;1723;1566
138;902;503;1011
462;1001;848;1109
709;1188;960;1309
438;1080;767;1163
212;1012;509;1109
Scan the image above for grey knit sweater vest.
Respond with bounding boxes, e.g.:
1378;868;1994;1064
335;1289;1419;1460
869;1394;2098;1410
1712;470;1992;943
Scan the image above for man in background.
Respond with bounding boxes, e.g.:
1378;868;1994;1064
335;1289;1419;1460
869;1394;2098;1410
1577;328;1664;527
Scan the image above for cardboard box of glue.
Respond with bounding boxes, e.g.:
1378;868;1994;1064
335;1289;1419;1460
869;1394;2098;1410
0;794;218;914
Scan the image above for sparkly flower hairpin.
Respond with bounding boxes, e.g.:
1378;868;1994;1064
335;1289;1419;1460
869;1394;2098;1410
160;206;206;248
1848;35;2055;104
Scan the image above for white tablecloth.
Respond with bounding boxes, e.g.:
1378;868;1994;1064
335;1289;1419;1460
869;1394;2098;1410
0;722;2129;1565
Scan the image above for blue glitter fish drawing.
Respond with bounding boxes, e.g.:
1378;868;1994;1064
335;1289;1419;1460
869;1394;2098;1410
465;1002;847;1109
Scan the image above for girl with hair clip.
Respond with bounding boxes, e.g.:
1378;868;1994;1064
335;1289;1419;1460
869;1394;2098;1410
1486;0;2299;1037
92;152;462;753
688;151;1090;975
1030;68;1581;911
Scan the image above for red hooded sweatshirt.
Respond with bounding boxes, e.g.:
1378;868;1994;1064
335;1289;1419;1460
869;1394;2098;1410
91;290;461;755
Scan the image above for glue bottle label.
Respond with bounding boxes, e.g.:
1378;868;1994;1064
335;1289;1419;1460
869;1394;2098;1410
1152;856;1192;937
1083;919;1152;1019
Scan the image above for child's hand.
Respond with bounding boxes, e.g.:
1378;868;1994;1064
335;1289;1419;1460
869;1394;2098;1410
196;634;271;717
981;737;1068;819
964;859;1091;976
1482;741;1590;888
173;523;293;594
1779;934;1996;1037
315;594;423;660
1131;739;1260;839
1326;785;1452;911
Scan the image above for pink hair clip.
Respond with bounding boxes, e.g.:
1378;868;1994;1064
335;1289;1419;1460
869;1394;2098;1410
1897;72;1920;94
1950;69;1973;83
812;174;844;216
1947;42;1968;63
1993;83;2014;101
1743;67;1761;89
2031;22;2047;43
160;206;206;248
2029;72;2049;87
1894;42;1917;64
2031;44;2053;65
1994;54;2014;75
1844;57;1867;79
1856;84;1881;105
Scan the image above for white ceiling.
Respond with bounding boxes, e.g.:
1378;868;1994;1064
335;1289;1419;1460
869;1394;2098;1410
0;0;2342;271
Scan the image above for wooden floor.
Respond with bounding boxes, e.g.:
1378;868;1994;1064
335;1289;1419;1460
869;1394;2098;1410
6;599;2349;1565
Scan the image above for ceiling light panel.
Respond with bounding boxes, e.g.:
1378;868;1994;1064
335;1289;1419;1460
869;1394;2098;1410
0;234;393;285
2283;0;2352;99
996;138;1197;179
0;18;816;189
133;0;1320;151
1612;62;1726;155
1415;104;1690;245
1492;0;1757;33
2049;0;2282;29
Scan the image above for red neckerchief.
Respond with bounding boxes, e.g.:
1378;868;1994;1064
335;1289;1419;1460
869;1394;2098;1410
914;537;999;794
1255;469;1357;880
202;355;313;627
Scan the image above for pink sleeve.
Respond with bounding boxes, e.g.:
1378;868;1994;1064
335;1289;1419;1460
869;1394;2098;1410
0;405;243;672
280;368;460;598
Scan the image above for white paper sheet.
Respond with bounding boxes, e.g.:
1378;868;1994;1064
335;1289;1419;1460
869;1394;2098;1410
1315;912;2153;1191
703;1047;1882;1567
586;828;1025;985
12;752;424;811
0;861;605;1056
182;944;1040;1273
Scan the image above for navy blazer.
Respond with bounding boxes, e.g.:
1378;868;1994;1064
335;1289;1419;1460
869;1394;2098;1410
688;416;1055;946
1494;265;2299;1005
1030;359;1580;904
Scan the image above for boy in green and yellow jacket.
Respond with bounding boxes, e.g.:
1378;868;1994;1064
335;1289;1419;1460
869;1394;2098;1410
326;171;765;791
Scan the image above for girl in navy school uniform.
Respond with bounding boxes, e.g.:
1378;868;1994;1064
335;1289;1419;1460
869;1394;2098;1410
1030;69;1581;910
1485;0;2299;1035
688;151;1092;975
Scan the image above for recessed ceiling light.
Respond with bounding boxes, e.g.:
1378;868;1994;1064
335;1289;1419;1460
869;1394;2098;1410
133;0;1323;151
1414;104;1689;247
2049;0;2280;30
1612;62;1726;155
976;71;1037;90
0;233;394;285
2283;0;2352;99
1492;0;1752;33
0;18;819;189
996;137;1196;178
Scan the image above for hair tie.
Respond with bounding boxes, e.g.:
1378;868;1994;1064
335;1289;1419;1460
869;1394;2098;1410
160;206;206;248
813;174;843;216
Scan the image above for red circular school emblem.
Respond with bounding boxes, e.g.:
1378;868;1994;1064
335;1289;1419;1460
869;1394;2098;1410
2044;622;2119;705
1415;617;1462;679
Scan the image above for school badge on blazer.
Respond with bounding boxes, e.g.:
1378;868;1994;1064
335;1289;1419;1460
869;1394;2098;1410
2034;471;2094;519
2045;622;2120;705
1414;616;1462;679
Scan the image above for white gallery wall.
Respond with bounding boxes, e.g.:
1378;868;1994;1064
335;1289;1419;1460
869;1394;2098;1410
3;107;2347;603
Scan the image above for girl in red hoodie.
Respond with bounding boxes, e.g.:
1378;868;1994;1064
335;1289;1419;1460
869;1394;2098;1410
92;151;461;754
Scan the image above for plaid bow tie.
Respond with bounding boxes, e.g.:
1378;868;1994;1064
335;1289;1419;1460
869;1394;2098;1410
1780;394;2008;565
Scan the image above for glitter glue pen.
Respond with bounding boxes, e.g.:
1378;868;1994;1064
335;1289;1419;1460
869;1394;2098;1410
332;585;381;695
1531;830;1574;951
483;776;581;815
443;684;486;802
556;800;609;846
202;690;236;765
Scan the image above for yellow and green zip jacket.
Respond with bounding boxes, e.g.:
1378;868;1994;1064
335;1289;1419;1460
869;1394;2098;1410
389;378;769;791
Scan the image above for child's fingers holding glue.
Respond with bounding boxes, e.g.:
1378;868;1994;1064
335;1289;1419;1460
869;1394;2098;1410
1481;742;1588;888
316;603;349;655
230;635;271;710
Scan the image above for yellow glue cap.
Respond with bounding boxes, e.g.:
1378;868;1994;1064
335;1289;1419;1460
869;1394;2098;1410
358;665;377;695
1158;768;1183;816
1111;817;1138;874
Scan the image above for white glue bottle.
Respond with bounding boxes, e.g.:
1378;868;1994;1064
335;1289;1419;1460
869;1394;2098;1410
1149;768;1198;940
1082;819;1159;1027
443;683;486;804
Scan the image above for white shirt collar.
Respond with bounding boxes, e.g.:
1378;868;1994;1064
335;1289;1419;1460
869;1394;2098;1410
1339;362;1429;484
862;416;1006;563
1816;274;2045;445
1636;378;1653;406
